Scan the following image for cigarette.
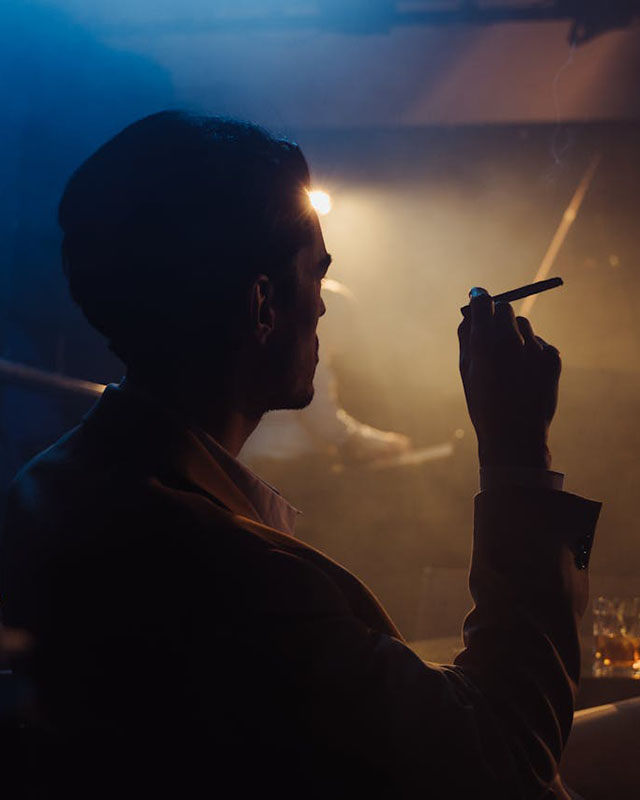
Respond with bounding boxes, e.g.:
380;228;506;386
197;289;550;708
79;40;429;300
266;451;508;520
460;277;563;315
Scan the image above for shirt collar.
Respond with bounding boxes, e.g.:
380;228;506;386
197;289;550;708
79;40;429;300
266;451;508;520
194;429;301;536
109;381;300;536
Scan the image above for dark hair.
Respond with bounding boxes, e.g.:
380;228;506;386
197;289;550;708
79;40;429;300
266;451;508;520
59;111;313;370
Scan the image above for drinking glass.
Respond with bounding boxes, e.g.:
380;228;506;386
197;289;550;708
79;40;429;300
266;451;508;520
592;596;640;678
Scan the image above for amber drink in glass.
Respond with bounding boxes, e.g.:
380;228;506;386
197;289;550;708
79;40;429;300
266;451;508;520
592;596;640;678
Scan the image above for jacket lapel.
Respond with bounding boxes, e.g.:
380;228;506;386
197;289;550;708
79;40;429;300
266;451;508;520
82;384;263;523
82;384;402;639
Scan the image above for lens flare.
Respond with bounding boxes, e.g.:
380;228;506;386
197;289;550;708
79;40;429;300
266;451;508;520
308;189;332;216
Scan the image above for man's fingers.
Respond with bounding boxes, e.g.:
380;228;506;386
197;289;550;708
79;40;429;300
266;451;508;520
469;288;492;327
516;316;542;350
458;317;470;375
494;301;524;347
535;334;560;357
457;317;470;350
536;335;562;377
469;288;493;357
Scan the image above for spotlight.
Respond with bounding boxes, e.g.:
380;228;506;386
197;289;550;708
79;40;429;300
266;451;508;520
308;189;332;216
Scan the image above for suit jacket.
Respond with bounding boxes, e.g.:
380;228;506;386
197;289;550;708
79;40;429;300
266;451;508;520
0;385;601;799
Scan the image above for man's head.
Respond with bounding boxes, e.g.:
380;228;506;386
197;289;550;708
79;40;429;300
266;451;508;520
59;111;330;412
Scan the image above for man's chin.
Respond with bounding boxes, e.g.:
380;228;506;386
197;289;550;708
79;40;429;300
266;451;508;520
268;384;315;412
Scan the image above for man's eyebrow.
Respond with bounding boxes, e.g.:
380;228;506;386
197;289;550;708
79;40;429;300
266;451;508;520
317;253;333;274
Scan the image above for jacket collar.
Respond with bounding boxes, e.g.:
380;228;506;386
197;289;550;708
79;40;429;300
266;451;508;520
82;383;263;524
82;385;402;639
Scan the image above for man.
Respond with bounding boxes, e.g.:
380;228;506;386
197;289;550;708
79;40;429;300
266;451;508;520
0;112;600;798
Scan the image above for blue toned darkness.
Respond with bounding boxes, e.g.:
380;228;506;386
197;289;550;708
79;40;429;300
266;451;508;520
0;0;174;492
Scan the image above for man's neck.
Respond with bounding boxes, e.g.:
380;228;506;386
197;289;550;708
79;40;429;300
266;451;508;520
122;372;261;458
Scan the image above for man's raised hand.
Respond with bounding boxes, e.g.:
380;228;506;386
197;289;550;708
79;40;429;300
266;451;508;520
458;287;561;470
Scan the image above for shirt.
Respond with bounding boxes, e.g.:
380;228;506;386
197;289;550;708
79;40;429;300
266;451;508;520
196;429;300;536
119;379;300;536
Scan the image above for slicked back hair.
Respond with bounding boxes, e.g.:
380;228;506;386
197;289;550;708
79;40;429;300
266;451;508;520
59;111;314;372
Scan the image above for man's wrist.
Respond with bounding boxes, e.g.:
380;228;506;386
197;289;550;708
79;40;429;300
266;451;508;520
479;465;564;492
478;440;551;470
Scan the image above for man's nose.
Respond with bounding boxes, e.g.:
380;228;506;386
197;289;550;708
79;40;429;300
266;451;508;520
319;296;327;317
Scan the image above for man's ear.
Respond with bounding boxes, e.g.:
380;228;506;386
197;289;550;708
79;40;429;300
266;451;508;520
249;275;276;345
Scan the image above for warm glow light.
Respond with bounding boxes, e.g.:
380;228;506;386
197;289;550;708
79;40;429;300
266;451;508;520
308;189;332;216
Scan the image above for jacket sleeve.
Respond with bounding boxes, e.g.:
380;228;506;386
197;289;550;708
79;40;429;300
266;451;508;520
210;487;600;799
454;487;600;794
0;480;600;799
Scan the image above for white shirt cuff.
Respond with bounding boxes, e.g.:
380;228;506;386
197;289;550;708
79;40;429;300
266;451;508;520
480;466;565;492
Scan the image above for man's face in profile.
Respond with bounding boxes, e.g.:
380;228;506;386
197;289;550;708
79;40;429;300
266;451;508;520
266;213;331;412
